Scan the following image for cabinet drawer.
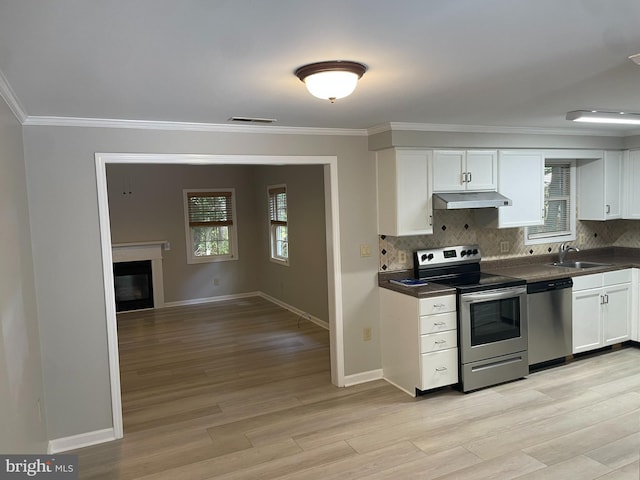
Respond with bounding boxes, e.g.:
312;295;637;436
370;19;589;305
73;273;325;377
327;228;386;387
603;269;632;286
419;295;456;316
420;348;458;390
419;311;457;334
572;273;602;291
420;330;458;353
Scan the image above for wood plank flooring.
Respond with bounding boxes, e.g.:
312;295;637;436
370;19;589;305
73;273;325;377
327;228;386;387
72;296;640;479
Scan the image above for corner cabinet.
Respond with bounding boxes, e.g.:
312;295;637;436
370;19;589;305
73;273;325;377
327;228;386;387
578;151;622;220
475;150;545;228
377;148;433;236
433;150;497;192
572;269;632;354
379;288;458;396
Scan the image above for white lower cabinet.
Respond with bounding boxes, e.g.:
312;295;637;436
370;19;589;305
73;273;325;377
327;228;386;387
572;270;632;354
380;288;458;396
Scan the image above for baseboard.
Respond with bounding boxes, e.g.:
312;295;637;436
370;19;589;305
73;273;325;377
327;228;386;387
162;291;261;308
48;428;116;453
258;292;329;330
344;369;383;387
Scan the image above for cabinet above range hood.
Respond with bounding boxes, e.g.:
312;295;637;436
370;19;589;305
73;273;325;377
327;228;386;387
433;191;512;210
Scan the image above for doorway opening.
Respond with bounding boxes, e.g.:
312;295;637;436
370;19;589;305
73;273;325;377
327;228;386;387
95;153;344;439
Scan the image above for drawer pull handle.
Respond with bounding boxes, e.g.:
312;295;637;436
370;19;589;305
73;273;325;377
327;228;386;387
434;340;447;344
433;303;446;309
433;322;446;326
435;367;447;372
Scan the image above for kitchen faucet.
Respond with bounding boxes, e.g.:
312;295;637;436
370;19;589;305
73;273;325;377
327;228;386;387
558;242;579;264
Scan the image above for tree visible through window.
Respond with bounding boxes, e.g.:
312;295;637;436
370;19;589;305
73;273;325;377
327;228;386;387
269;185;288;263
184;189;237;263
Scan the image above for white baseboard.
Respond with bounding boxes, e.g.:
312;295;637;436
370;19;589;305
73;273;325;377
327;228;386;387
48;428;116;453
344;369;384;387
258;292;329;330
162;291;261;308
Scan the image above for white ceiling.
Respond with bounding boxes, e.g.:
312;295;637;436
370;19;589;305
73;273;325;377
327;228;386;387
2;0;640;133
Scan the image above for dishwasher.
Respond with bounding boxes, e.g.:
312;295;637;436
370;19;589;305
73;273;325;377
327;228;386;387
526;278;573;366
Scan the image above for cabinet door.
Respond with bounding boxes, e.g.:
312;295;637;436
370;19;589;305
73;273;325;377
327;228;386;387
604;151;622;219
623;150;640;219
466;150;497;191
572;288;603;353
377;149;433;236
433;150;465;191
477;151;544;228
603;283;631;345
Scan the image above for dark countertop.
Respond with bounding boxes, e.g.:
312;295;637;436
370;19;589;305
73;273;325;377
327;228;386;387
378;247;640;298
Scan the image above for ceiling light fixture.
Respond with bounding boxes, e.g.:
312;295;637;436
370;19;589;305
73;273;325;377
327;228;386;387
295;60;367;103
566;110;640;125
629;53;640;65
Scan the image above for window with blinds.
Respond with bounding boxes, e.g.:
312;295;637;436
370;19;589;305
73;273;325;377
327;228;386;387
183;189;237;263
526;161;576;244
268;185;288;264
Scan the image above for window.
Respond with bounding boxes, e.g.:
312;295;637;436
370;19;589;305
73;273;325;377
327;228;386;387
183;189;238;263
525;160;576;245
268;185;288;264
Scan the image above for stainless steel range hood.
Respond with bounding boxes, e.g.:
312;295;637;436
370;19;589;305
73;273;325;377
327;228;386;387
433;191;512;209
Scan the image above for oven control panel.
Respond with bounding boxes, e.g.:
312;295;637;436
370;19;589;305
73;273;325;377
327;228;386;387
414;245;481;267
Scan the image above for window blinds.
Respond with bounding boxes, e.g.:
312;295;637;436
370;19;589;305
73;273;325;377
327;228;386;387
269;187;287;226
528;163;571;238
187;191;233;227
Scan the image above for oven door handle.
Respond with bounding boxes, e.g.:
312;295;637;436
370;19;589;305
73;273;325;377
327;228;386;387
461;286;526;303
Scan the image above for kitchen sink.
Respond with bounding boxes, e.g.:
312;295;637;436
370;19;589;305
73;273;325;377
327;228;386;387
548;261;612;269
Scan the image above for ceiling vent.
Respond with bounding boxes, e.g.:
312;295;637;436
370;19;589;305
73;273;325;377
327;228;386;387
229;116;277;124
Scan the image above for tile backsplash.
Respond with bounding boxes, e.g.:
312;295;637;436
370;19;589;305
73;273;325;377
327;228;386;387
379;209;638;271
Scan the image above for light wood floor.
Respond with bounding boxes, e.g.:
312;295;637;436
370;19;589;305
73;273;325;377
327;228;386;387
72;296;640;479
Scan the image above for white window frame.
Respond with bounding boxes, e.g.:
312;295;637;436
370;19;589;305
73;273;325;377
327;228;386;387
268;184;289;266
183;188;239;264
525;159;576;245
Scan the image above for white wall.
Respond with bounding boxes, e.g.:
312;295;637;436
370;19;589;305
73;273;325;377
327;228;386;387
0;97;47;452
22;126;379;440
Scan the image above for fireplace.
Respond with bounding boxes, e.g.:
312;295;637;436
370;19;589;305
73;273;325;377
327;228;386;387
111;241;166;312
113;260;154;311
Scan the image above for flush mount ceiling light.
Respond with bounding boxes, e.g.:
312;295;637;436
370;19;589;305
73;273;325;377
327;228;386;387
295;60;367;103
629;52;640;65
566;110;640;125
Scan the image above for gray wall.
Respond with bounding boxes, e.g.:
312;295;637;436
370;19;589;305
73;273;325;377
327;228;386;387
253;165;329;321
107;164;260;302
22;126;378;440
106;163;329;321
0;97;47;452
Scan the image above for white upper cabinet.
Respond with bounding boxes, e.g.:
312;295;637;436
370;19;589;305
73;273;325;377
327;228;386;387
623;150;640;219
475;151;544;228
578;151;622;221
433;150;497;192
377;148;433;236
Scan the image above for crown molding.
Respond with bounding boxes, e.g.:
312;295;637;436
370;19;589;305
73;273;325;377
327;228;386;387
0;70;27;123
367;121;636;137
22;115;368;136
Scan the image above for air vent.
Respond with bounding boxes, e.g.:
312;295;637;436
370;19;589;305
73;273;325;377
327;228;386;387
229;116;277;124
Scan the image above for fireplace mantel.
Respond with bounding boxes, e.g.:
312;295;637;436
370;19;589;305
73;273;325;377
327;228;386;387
112;241;167;309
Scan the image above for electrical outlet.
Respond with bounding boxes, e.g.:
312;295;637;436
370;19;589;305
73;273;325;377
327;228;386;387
500;241;510;253
579;234;585;245
363;327;372;341
360;244;372;257
398;250;407;264
213;278;220;286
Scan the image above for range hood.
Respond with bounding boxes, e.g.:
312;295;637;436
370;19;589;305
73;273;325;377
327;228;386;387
433;191;512;210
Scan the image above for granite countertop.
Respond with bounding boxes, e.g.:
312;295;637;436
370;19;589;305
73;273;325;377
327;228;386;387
378;247;640;298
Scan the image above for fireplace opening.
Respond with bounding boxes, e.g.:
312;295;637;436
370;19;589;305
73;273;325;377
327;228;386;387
113;260;154;312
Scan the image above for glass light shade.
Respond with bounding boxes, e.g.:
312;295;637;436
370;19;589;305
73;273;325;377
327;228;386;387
303;70;360;101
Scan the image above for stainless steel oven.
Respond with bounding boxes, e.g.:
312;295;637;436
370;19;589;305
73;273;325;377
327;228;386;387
412;244;528;393
459;285;528;392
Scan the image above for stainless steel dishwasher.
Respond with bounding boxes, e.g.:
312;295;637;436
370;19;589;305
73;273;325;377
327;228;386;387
526;278;573;366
